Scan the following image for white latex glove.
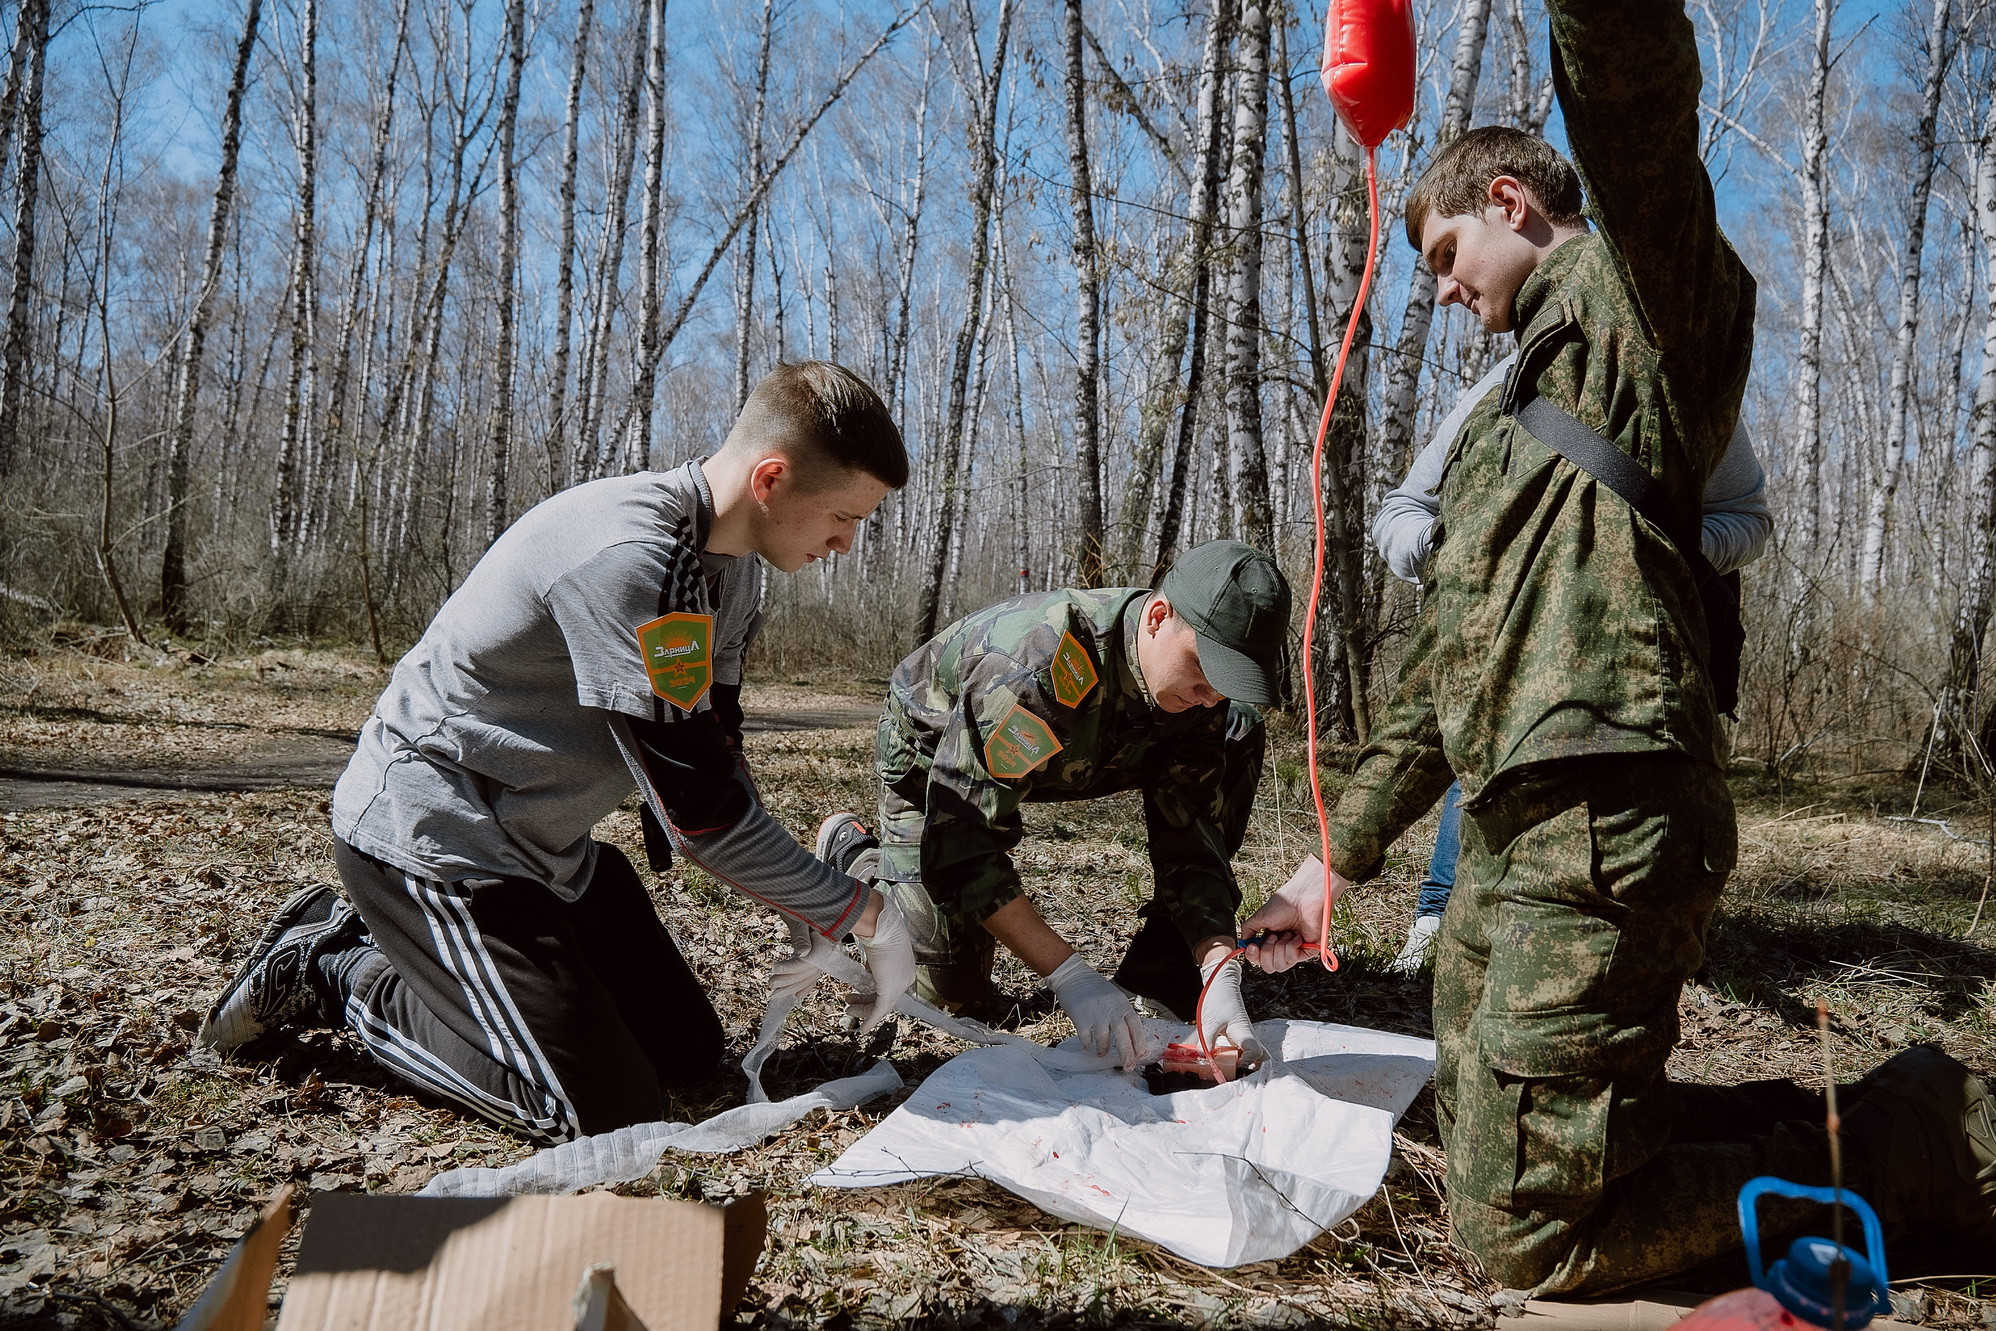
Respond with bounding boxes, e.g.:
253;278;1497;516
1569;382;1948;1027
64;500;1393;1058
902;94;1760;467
1241;854;1350;973
1044;953;1150;1068
851;894;915;1035
770;915;844;1002
1195;950;1263;1063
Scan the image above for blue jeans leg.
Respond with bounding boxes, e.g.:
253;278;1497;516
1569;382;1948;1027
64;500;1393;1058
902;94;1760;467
1416;781;1462;918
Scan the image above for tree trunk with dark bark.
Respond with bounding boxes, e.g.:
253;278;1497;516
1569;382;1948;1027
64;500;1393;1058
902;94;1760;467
914;0;1015;644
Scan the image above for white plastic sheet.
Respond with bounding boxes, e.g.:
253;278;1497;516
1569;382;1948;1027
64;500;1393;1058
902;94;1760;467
418;934;1107;1199
418;1062;904;1197
809;1018;1436;1268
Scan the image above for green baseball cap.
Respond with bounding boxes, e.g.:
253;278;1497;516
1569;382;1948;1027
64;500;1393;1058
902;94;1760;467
1157;540;1292;706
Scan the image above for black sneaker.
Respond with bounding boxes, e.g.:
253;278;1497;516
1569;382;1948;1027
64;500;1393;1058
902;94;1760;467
198;886;361;1052
815;812;879;878
1843;1044;1996;1239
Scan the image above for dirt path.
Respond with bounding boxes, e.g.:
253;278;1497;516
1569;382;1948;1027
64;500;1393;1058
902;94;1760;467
0;705;878;810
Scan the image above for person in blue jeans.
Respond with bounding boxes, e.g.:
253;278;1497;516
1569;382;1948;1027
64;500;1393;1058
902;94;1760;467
1375;354;1774;973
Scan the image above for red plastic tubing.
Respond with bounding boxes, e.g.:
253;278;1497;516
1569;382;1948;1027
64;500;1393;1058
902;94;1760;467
1302;144;1382;973
1191;146;1384;1081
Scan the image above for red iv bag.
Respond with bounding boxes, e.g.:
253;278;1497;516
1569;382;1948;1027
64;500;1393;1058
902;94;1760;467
1321;0;1416;148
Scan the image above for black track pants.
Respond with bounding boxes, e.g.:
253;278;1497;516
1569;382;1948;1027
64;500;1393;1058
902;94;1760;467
330;838;723;1144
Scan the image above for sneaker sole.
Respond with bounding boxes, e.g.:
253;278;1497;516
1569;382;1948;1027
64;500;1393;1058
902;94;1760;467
815;811;866;862
198;885;340;1051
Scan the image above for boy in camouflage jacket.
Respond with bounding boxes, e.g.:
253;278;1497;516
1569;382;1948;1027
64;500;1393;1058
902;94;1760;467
819;541;1290;1070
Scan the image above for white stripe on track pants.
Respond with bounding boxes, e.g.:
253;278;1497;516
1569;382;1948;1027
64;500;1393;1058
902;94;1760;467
330;838;723;1144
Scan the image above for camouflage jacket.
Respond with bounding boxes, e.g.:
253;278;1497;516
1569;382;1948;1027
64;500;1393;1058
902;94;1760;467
1330;0;1755;882
878;588;1240;948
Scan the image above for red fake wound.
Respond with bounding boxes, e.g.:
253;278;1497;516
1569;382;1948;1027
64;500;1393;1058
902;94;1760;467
1159;1041;1240;1082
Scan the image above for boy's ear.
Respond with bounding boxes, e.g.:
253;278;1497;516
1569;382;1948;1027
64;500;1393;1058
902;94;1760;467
748;454;789;505
1488;175;1533;232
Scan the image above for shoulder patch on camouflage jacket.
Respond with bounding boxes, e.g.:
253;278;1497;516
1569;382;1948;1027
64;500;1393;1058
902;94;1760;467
1050;631;1099;708
983;704;1063;779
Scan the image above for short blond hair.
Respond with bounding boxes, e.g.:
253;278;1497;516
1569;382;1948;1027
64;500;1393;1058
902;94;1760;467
1403;126;1586;250
723;361;908;490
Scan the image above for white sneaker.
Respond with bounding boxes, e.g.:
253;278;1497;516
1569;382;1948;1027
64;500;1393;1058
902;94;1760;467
1387;915;1442;975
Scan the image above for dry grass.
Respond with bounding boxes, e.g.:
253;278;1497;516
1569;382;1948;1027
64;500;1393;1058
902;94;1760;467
0;643;1992;1329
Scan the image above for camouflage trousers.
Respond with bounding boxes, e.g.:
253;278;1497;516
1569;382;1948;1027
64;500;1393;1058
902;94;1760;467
1437;754;1852;1293
874;711;1264;1018
1437;753;1852;1294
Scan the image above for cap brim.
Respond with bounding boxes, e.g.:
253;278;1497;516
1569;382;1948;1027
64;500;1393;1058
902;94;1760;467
1192;630;1278;706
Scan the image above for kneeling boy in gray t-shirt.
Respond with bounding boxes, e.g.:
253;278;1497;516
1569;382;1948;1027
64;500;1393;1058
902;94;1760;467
199;362;916;1144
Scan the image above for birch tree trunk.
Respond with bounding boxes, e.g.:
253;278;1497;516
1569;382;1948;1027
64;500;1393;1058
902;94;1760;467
914;0;1015;645
581;30;646;481
619;0;670;472
1794;0;1833;553
269;0;319;613
1377;0;1491;479
1063;0;1106;585
159;0;263;632
0;12;34;200
1314;127;1376;742
1152;0;1235;582
546;0;594;492
324;0;409;476
0;0;49;479
1949;90;1996;762
1273;0;1325;401
1121;0;1229;576
1222;0;1273;552
486;0;525;545
1858;0;1952;596
733;0;774;414
887;42;934;426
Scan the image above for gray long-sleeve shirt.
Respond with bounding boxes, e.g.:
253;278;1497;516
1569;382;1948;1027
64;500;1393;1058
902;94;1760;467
333;461;865;936
1372;356;1771;584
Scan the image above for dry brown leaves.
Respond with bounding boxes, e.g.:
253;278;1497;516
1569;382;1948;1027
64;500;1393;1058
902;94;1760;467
0;645;1992;1329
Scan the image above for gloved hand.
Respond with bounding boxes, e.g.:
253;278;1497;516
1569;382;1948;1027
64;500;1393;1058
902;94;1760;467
770;915;843;1001
1241;854;1351;972
1195;950;1264;1064
1045;953;1151;1068
850;893;915;1035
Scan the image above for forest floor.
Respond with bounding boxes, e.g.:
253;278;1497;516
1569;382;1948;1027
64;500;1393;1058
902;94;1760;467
1;638;1994;1329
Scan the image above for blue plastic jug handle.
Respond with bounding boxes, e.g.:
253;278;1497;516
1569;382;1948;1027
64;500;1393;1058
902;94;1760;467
1737;1176;1890;1293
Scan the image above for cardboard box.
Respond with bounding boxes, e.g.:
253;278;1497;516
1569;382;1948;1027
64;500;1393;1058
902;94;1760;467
176;1187;766;1331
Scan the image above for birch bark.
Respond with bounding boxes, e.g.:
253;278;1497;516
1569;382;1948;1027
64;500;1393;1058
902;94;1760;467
0;0;49;479
1858;0;1953;595
159;0;264;631
487;0;525;544
269;0;320;612
546;0;595;491
1152;0;1234;581
914;0;1015;644
1221;0;1272;552
733;0;774;413
1063;0;1105;585
1795;0;1834;552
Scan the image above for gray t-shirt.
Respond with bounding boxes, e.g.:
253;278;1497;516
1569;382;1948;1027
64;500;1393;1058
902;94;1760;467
332;462;764;895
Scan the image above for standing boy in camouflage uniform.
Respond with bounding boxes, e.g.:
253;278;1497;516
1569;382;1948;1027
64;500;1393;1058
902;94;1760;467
819;540;1290;1070
1245;0;1994;1294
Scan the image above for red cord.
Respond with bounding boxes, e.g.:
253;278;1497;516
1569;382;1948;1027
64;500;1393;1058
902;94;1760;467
1187;148;1385;1083
1299;144;1382;973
